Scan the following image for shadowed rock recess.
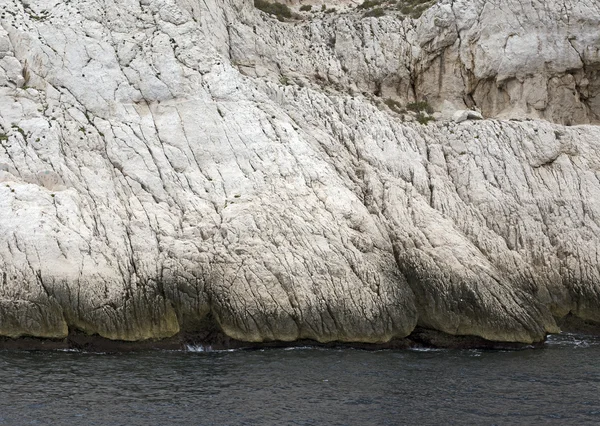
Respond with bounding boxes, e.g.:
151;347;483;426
0;0;599;347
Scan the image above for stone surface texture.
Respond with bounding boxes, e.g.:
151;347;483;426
0;0;599;344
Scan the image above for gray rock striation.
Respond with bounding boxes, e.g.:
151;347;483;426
0;0;599;345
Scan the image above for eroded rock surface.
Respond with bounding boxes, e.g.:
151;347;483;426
0;0;599;344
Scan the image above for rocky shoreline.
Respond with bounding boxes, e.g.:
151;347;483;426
3;313;598;352
0;327;550;352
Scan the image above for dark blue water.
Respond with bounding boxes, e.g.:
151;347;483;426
1;333;599;425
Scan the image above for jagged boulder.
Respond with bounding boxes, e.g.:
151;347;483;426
452;110;483;123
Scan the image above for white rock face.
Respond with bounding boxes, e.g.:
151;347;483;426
0;0;599;344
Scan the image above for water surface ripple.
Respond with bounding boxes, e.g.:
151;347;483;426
1;333;599;425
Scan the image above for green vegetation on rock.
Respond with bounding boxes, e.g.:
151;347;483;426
416;112;434;125
384;98;405;114
363;8;386;17
397;0;436;18
407;100;434;114
357;0;435;19
357;0;385;10
254;0;293;21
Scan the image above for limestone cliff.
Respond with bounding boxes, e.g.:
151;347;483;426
0;0;599;345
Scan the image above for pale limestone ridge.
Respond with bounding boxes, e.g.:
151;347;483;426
0;0;598;344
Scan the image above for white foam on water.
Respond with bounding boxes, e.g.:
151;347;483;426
185;344;214;352
408;347;445;352
283;346;315;351
545;333;598;348
184;344;239;353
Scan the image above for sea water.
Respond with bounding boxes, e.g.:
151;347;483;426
1;333;599;425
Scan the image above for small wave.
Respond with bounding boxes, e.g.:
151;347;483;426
408;347;446;352
51;349;109;355
283;346;316;351
545;333;598;348
185;344;214;352
184;344;239;353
